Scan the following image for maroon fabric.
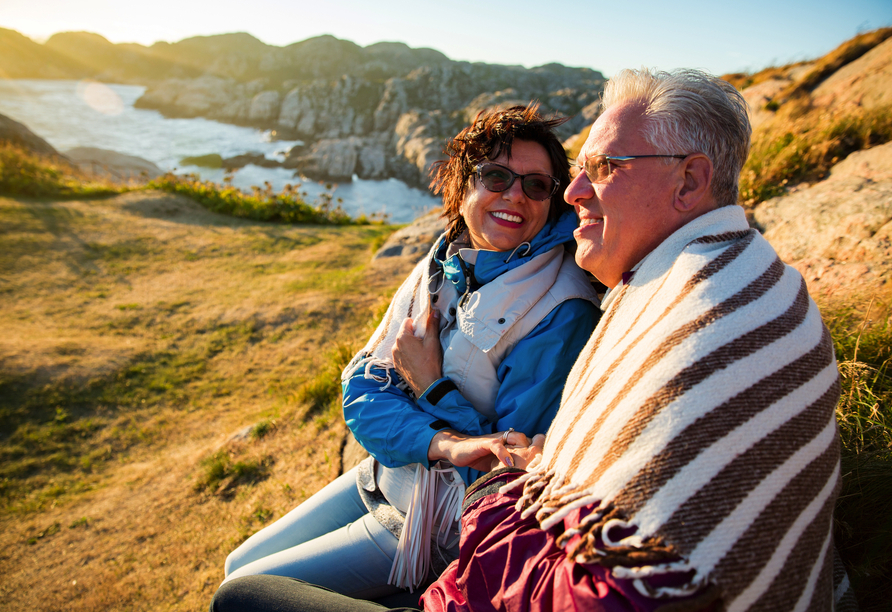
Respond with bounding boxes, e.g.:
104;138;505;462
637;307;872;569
421;472;719;612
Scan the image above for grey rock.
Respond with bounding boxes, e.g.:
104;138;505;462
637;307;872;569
341;431;369;473
134;42;605;188
292;137;361;181
358;140;388;178
373;208;447;260
754;141;892;290
248;90;281;123
64;146;162;181
0;112;59;156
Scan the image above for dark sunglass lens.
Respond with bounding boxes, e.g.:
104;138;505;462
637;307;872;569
480;166;512;191
522;175;553;200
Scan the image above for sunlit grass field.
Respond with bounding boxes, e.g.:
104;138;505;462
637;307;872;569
0;188;405;610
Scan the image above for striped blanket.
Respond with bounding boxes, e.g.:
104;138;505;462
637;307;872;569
510;205;841;611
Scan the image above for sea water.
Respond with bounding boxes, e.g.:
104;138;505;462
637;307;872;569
0;79;440;223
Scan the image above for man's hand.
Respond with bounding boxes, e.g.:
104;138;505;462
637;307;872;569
393;309;443;397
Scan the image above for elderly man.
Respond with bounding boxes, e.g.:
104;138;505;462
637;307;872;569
211;68;842;612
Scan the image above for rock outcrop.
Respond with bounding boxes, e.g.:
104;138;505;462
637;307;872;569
373;209;447;260
0;112;60;156
738;32;892;296
753;141;892;296
128;42;603;188
811;37;892;110
64;147;163;182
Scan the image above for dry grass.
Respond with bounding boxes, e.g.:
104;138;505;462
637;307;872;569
0;143;125;198
819;291;892;612
721;63;810;92
739;103;892;205
771;27;892;106
0;191;409;611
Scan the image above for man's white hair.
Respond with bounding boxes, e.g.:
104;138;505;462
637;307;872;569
602;68;751;206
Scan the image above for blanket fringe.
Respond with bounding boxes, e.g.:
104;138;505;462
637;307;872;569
515;474;696;596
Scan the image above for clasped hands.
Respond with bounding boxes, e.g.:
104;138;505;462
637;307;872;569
392;309;544;473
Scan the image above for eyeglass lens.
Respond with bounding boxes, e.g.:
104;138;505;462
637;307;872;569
573;154;687;183
569;155;611;183
478;164;556;201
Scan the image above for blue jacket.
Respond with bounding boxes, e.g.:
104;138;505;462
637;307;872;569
343;210;601;485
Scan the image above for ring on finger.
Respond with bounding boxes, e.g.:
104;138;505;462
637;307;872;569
502;427;514;445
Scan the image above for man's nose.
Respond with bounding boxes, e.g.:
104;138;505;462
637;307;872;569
564;172;594;207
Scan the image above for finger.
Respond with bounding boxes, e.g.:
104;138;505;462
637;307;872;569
424;308;440;338
397;317;415;338
489;439;515;468
394;319;417;352
505;431;531;448
530;433;546;450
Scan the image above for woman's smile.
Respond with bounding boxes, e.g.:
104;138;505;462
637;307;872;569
461;139;553;252
489;210;524;225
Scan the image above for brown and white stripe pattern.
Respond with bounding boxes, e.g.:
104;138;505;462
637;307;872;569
513;206;841;611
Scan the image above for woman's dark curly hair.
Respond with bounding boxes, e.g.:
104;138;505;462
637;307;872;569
429;103;571;243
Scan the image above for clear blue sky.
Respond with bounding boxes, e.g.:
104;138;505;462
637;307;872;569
2;0;889;76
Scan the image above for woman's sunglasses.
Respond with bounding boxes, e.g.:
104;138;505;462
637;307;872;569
474;163;559;201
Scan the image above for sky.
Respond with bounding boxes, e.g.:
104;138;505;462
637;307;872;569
1;0;890;77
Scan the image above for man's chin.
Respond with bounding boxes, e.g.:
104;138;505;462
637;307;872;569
573;247;600;275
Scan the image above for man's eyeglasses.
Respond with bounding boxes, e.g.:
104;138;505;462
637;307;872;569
475;163;559;201
571;154;687;183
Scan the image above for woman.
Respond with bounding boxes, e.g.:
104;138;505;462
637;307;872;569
221;104;600;600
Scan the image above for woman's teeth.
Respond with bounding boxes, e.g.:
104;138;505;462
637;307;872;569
492;211;522;223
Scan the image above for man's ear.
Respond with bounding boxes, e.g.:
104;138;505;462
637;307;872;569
674;154;714;212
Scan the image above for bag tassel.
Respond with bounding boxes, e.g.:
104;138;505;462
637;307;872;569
388;463;464;591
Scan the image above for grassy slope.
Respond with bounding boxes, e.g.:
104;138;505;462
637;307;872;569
0;191;407;611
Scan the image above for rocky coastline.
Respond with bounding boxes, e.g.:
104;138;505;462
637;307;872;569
0;29;605;187
134;63;605;187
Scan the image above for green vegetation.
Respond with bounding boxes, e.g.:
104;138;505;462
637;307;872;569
194;449;273;496
740;104;892;205
146;173;369;225
250;419;274;439
0;144;382;227
180;153;223;168
823;295;892;611
0;143;123;198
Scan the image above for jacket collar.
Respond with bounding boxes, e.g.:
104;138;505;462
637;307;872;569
435;209;579;290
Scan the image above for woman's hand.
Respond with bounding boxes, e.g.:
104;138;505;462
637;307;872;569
393;309;443;397
506;433;546;470
428;429;544;473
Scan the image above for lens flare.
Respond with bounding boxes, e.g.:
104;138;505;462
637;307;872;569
76;80;124;116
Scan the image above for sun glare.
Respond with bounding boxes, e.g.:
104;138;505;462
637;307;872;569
76;80;124;116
